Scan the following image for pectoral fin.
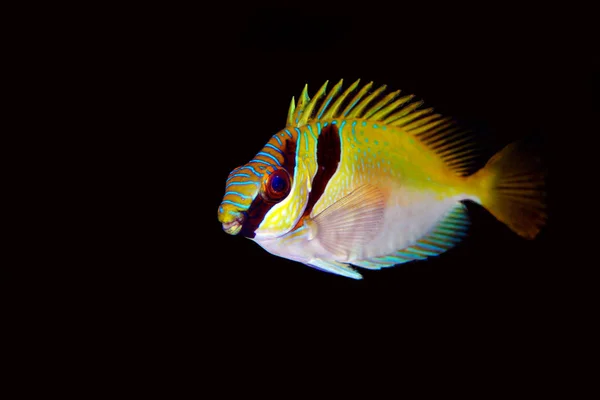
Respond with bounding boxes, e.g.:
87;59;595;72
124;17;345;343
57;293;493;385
308;184;385;259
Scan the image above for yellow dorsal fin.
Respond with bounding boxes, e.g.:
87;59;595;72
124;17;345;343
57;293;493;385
345;84;387;118
364;90;402;119
297;80;329;126
314;79;344;120
286;96;296;127
340;81;373;117
321;79;361;120
286;79;481;176
293;84;311;125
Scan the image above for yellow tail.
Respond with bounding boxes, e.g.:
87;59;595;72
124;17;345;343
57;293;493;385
469;140;547;239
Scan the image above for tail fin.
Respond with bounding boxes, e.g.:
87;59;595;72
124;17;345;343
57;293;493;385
470;139;547;239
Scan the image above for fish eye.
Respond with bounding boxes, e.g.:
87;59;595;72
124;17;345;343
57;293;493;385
261;169;291;202
271;175;286;192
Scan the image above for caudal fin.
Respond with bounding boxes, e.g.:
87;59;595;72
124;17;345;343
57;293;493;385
471;140;547;239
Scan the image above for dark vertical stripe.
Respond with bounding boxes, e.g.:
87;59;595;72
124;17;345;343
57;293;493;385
301;124;341;220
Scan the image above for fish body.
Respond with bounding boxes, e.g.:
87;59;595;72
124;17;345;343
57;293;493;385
218;80;546;279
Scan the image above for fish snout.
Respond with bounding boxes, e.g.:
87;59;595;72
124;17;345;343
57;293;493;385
222;219;243;235
218;209;246;235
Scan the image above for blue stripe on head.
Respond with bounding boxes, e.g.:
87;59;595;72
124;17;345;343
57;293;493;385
228;172;251;180
284;129;293;138
225;180;260;189
257;151;282;166
224;191;253;200
220;199;249;209
251;159;275;167
274;135;282;146
241;165;262;177
264;143;284;155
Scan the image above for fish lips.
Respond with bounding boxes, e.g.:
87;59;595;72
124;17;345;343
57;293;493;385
222;214;245;235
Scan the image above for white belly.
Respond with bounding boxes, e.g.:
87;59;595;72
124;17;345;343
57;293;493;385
253;185;467;268
345;187;464;262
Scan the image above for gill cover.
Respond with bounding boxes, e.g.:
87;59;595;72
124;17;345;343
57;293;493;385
255;131;318;239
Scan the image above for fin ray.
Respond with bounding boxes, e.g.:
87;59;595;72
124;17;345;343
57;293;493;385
288;79;484;175
311;184;385;259
471;140;547;239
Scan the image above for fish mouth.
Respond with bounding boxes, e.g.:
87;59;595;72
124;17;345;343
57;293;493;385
222;218;243;235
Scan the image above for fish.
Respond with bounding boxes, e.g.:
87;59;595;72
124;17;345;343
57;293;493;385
217;79;546;280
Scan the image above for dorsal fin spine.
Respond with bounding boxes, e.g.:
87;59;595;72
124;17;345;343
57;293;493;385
286;96;296;127
340;82;373;117
383;101;424;124
298;81;329;125
294;84;310;124
364;90;402;119
391;107;435;127
346;84;387;118
316;79;344;120
404;114;444;131
284;79;484;176
369;95;415;121
322;79;361;120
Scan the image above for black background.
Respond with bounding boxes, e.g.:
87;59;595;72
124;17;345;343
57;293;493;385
186;7;582;307
49;4;597;393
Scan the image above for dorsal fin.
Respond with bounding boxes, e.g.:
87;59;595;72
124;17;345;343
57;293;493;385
284;79;481;176
285;96;296;127
297;81;329;126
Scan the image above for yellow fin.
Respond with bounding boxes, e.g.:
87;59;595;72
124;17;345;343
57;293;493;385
285;79;481;175
286;96;296;127
364;90;402;119
470;140;546;239
292;84;310;125
340;81;373;117
314;79;344;121
321;79;361;120
345;84;387;118
297;81;328;126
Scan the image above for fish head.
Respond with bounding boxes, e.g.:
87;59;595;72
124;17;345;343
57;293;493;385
218;126;317;241
218;158;306;239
